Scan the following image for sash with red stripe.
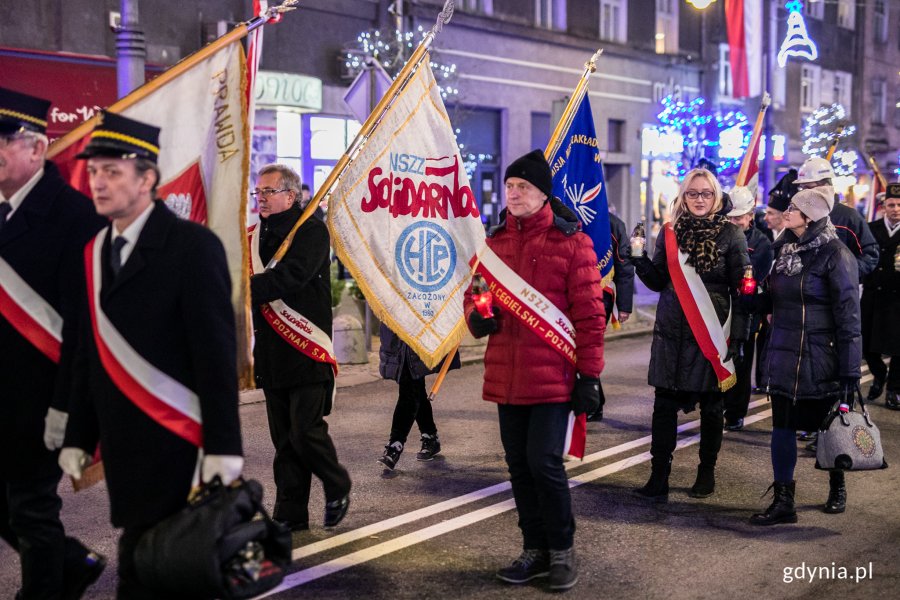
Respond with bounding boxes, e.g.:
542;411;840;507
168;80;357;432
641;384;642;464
0;256;62;363
664;224;736;392
473;246;588;460
248;225;338;375
84;231;202;447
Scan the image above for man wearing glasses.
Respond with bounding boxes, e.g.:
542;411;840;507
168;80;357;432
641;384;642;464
0;87;106;599
249;164;351;532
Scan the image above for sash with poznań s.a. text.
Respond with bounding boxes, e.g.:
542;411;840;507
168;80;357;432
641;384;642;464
249;224;338;376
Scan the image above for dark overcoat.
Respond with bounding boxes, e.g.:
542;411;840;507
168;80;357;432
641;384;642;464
65;201;242;528
250;204;334;390
634;220;750;393
761;218;861;401
861;219;900;356
0;162;105;480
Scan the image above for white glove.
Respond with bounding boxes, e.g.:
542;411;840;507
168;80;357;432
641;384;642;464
202;455;244;485
59;448;91;480
44;407;68;451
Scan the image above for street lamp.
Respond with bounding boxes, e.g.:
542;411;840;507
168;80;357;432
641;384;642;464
687;0;716;9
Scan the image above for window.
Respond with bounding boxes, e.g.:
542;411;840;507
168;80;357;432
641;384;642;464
718;44;733;98
871;78;887;125
607;119;625;153
874;1;888;43
837;0;855;29
461;0;493;14
833;72;853;116
304;115;361;193
599;0;627;43
800;65;820;112
536;0;566;30
655;0;678;54
804;0;824;20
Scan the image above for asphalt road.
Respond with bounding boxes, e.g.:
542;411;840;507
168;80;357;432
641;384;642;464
2;334;899;599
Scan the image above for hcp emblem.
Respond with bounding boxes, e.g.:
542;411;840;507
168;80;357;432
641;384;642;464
395;222;456;292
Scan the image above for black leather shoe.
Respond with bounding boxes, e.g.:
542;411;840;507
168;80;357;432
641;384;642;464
324;494;350;528
886;390;900;411
63;551;106;600
274;518;309;532
586;408;604;422
724;418;744;431
867;379;885;400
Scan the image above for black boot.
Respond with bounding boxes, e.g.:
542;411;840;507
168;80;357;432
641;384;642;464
750;481;797;525
634;461;670;503
689;464;715;498
823;470;846;514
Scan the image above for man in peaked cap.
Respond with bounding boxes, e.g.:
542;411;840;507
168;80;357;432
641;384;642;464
59;111;244;598
861;182;900;407
0;87;107;600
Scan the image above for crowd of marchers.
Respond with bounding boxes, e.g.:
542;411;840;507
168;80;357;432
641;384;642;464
2;84;899;598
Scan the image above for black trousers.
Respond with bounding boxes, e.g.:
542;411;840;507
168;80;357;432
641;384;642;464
388;366;436;445
497;403;574;551
1;470;92;599
117;525;169;599
649;389;724;471
865;353;899;391
724;330;757;421
264;381;352;524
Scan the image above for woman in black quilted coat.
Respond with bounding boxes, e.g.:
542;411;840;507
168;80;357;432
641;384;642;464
633;168;750;502
750;187;861;525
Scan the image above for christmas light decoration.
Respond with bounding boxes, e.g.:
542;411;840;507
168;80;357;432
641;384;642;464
778;1;818;68
801;103;859;176
651;95;751;181
343;25;459;98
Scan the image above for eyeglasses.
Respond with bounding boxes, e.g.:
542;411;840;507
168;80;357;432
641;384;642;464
783;203;800;214
684;190;715;200
250;188;289;200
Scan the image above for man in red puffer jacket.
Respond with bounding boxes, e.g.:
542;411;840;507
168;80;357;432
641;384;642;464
465;149;606;592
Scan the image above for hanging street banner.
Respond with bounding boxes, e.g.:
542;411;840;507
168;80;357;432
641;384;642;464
547;94;614;287
327;59;485;368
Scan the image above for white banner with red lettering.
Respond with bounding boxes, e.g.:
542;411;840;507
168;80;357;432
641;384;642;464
327;59;485;368
49;40;251;380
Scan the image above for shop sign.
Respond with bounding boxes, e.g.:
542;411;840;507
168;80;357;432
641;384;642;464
255;71;322;111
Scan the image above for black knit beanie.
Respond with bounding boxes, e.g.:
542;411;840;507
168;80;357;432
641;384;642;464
504;149;553;198
767;168;798;212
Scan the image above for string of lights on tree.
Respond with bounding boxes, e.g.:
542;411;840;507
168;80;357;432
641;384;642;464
653;95;751;181
342;26;459;99
801;103;859;177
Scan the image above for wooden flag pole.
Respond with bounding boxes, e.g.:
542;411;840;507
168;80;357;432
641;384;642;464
545;49;603;160
429;48;603;402
47;0;299;158
266;0;457;269
734;92;771;187
867;155;888;222
825;124;845;162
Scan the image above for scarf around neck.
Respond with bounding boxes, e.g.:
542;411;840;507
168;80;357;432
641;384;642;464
774;219;838;276
673;214;728;275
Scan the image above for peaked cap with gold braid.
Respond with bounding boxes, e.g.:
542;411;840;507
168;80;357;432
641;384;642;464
76;111;161;163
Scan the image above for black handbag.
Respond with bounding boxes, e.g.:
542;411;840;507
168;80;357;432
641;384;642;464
816;383;888;471
134;477;291;599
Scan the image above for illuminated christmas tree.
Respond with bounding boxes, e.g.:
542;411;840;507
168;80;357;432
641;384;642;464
801;104;859;177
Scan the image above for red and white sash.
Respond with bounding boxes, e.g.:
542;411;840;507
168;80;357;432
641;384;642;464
664;224;736;392
0;256;62;363
473;246;587;460
249;225;338;375
84;230;202;447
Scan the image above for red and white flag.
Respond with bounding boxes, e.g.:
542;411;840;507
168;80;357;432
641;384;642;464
48;39;251;377
327;58;485;369
868;170;886;222
724;0;762;99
